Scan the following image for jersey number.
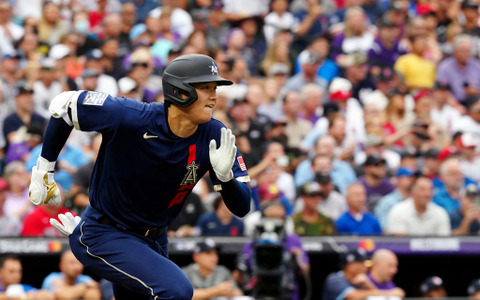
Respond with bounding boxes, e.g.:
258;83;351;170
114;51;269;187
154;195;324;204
168;184;194;208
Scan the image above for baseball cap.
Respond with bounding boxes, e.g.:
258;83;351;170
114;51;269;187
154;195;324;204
298;50;322;65
339;248;368;268
40;58;56;70
364;134;383;148
329;77;352;101
315;171;332;184
423;147;440;159
0;177;8;191
81;68;100;79
413;89;432;102
458;132;478;148
85;48;103;61
433;80;450;90
336;52;367;68
420;276;444;295
268;63;290;76
468;279;480;296
300;181;322;197
2;50;20;60
258;183;281;200
194;238;218;254
49;44;71;60
15;80;33;95
462;0;478;9
437;146;459;161
396;167;415;177
364;154;386;166
118;77;138;94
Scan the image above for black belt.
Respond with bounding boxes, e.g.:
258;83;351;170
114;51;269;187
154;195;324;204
98;216;166;239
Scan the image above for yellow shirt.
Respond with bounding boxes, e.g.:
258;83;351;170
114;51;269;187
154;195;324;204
394;54;436;89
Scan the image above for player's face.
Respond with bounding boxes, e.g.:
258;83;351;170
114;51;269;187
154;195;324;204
188;82;217;124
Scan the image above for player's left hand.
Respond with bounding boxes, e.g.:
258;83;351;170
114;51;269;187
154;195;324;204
209;127;236;182
50;212;81;236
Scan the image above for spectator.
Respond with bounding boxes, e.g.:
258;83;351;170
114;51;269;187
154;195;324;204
99;38;125;80
195;194;245;237
456;133;480;182
375;167;416;229
336;183;382;235
430;81;462;136
282;90;313;152
420;276;447;298
38;2;68;46
0;177;21;236
182;238;244;300
386;176;451;236
32;58;63;119
437;34;480;104
117;76;139;99
357;154;396;212
421;147;441;180
292;180;337;235
0;1;25;57
168;192;207;238
395;34;436;90
49;44;78;91
367;249;404;291
71;10;101;57
82;49;119;97
3;80;46;150
3;161;33;220
291;0;328;50
284;51;328;94
260;40;293;83
5;123;44;166
450;184;480;235
322;248;405;300
468;278;480;299
263;0;296;45
354;134;401;172
41;250;101;300
452;97;480;144
0;254;54;299
368;16;406;68
338;52;375;105
433;157;475;214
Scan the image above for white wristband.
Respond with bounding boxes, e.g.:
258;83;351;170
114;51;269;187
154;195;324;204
37;156;56;172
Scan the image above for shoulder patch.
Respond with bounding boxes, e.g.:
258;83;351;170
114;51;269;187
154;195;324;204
83;91;108;106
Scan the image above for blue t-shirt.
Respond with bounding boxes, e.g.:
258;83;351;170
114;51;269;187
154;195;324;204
41;272;93;291
195;212;244;236
70;91;249;229
323;271;354;300
335;212;382;235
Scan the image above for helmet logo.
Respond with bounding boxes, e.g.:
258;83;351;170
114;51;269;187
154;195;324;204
210;64;219;76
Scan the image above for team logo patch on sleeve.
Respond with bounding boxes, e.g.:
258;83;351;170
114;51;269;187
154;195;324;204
238;156;247;171
83;91;108;106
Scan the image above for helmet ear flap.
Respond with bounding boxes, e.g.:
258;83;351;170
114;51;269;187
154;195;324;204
163;75;198;106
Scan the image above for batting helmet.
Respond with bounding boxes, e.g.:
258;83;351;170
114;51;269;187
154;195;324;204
162;54;232;107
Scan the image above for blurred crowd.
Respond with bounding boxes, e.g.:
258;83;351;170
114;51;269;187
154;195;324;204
1;0;480;242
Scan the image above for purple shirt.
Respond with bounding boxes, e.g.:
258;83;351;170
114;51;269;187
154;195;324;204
367;38;407;67
357;177;396;212
367;273;397;290
436;57;480;102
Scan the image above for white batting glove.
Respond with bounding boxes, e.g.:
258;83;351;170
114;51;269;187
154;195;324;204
50;212;81;236
29;156;61;206
209;128;236;182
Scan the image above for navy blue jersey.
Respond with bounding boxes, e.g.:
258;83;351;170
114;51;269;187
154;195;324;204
72;91;249;229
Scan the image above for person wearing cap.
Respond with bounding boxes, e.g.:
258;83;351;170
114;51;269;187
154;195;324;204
335;183;382;235
294;35;340;83
452;96;480;142
49;44;78;91
284;50;328;94
354;134;401;172
292;180;337;236
117;76;139;99
386;176;451;236
357;154;396;212
323;248;405;300
430;81;462;135
2;80;46;150
468;278;480;299
456;132;480;182
82;48;119;97
461;0;480;55
0;177;21;236
33;58;63;119
182;238;244;300
420;276;447;298
368;16;406;68
437;34;480;104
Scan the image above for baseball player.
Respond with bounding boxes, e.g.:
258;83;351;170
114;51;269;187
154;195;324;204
28;54;251;300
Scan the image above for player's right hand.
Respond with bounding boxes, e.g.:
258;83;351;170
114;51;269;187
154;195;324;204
29;156;61;206
50;212;81;236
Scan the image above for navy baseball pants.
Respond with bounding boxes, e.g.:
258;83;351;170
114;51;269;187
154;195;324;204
69;206;193;300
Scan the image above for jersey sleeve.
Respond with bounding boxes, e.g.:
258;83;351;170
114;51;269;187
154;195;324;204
72;91;127;133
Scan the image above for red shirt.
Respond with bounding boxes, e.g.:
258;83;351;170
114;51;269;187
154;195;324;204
21;207;76;237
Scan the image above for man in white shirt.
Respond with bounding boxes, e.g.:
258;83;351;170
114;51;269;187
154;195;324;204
386;176;451;236
0;1;24;57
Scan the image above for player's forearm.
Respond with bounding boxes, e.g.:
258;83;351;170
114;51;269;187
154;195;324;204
40;117;73;162
219;180;251;217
